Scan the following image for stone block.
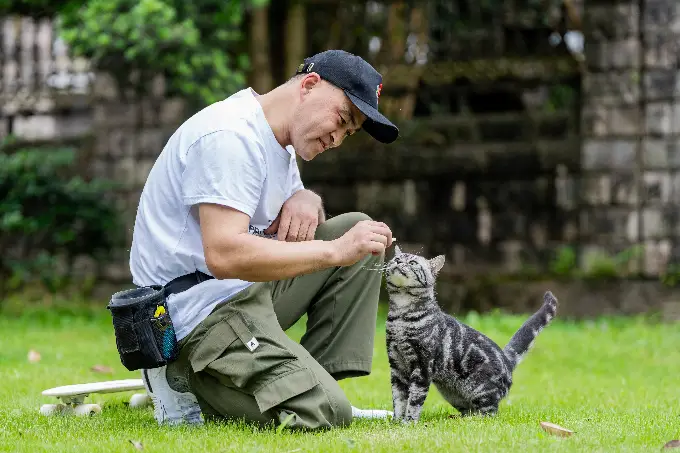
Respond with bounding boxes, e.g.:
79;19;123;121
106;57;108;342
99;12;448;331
642;0;680;33
643;139;669;168
643;239;672;276
642;208;665;238
669;172;680;203
583;73;639;105
107;129;135;158
641;172;671;204
583;140;636;170
609;106;641;135
644;31;680;68
608;38;641;69
669;140;680;167
95;102;138;127
91;72;118;100
13;114;90;141
583;3;639;40
581;174;611;205
581;104;608;137
135;159;155;187
580;208;638;241
13;115;55;141
611;173;639;205
140;100;159;127
159;98;186;126
644;70;679;101
113;157;137;188
645;102;674;136
555;164;577;209
138;128;164;157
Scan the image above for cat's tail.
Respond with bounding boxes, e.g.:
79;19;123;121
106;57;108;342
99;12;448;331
503;291;558;371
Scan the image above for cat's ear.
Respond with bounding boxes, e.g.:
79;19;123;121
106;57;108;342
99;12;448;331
394;245;402;256
429;255;445;275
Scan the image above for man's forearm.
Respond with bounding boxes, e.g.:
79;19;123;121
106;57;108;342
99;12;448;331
205;233;338;282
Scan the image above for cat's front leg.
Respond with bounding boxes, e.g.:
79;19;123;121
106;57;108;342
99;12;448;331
390;367;409;421
403;367;432;424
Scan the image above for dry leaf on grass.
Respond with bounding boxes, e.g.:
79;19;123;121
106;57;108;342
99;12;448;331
128;440;144;450
540;421;574;438
27;350;41;363
663;440;680;449
90;365;113;374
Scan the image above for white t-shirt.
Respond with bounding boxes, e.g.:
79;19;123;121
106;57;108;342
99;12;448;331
129;88;304;340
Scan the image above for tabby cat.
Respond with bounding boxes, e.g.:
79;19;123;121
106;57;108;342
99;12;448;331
384;246;558;423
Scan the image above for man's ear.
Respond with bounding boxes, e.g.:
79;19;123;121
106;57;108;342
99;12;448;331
300;73;322;96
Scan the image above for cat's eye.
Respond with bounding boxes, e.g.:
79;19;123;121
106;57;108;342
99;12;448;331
409;260;417;266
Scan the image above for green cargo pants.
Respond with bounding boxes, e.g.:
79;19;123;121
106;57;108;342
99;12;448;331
167;212;384;430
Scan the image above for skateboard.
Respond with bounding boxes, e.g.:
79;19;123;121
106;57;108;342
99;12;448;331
40;378;151;417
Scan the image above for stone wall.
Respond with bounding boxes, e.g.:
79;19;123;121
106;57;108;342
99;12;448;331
5;4;680;318
580;0;680;278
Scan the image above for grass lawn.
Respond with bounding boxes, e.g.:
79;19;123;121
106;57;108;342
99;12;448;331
1;299;679;452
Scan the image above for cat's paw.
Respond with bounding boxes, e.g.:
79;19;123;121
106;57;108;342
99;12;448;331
400;416;420;425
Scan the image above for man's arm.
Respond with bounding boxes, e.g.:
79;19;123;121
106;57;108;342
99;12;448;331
199;202;392;282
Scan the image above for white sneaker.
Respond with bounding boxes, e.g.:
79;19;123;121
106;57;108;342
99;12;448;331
351;406;393;420
141;366;204;426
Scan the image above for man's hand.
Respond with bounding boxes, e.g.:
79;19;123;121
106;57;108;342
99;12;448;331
264;190;324;242
330;220;394;267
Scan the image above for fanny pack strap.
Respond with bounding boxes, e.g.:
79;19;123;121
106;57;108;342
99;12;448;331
164;270;214;296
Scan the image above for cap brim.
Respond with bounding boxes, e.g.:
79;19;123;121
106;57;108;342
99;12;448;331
345;92;399;144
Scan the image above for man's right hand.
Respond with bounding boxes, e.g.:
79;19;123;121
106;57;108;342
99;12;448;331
330;220;394;267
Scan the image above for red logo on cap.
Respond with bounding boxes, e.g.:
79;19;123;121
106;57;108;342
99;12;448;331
376;83;383;104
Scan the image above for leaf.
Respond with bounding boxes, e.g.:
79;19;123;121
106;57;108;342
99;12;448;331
663;440;680;449
128;440;144;450
540;421;574;437
27;349;41;363
90;365;114;374
276;413;296;434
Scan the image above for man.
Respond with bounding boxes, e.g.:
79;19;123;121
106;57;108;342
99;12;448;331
129;50;399;430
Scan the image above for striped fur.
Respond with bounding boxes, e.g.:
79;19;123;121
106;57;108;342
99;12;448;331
384;246;558;423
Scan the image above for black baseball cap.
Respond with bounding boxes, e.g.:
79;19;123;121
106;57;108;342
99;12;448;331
296;50;399;144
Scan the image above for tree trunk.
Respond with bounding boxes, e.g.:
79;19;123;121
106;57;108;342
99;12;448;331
249;4;272;94
285;1;307;174
284;0;306;79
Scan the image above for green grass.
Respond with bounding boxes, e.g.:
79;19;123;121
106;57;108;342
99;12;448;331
1;303;679;452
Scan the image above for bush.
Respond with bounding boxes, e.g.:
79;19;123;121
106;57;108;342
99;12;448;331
0;147;125;299
57;0;268;108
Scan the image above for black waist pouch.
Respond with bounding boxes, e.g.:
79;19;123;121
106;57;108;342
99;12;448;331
107;285;180;371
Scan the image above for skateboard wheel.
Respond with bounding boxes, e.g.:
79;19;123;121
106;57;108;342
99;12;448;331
40;403;73;416
40;404;61;416
74;404;102;417
129;393;151;408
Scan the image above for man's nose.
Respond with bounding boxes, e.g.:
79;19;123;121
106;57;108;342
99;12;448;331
330;131;343;148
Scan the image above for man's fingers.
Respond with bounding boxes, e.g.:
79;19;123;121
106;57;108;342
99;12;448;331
367;224;393;244
286;217;301;242
277;210;292;241
305;220;318;241
264;215;280;235
297;221;310;242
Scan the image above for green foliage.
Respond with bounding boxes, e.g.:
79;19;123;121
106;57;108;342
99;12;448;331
548;245;644;281
0;147;124;299
57;0;267;107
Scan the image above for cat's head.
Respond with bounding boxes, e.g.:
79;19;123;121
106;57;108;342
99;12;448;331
384;245;445;290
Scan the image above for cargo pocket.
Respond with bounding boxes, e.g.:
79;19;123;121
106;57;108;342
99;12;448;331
252;362;319;414
188;312;302;393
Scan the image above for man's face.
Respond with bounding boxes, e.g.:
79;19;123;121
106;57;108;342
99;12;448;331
290;75;367;161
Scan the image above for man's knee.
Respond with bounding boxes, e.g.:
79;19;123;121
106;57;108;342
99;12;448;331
316;211;372;241
274;381;352;430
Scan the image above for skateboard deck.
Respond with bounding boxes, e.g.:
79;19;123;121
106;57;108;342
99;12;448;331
40;378;151;417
